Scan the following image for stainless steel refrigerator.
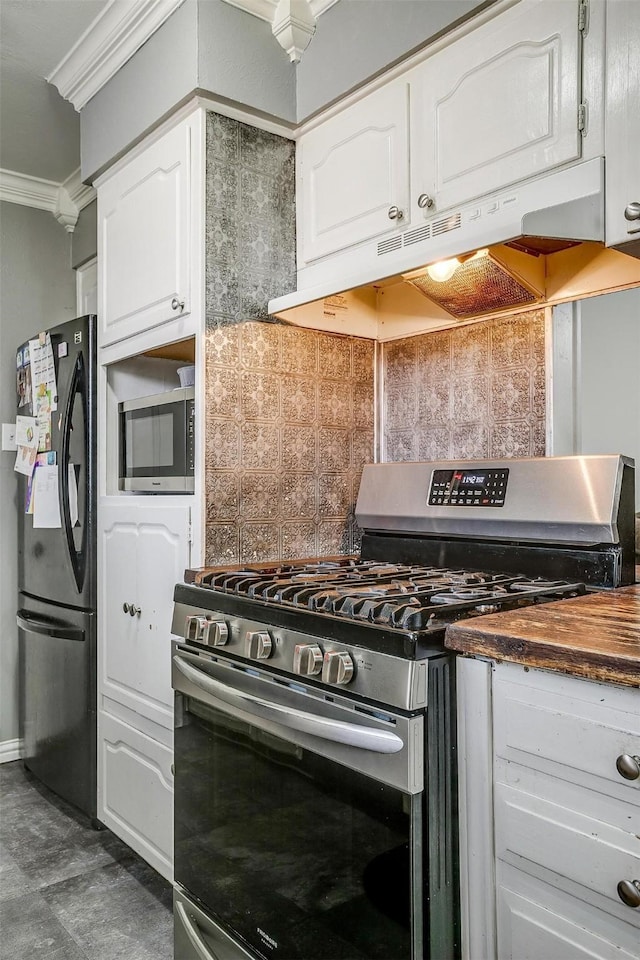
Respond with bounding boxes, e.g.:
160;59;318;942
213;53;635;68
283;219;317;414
16;315;97;819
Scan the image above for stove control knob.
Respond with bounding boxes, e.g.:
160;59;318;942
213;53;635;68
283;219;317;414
322;650;354;685
185;615;209;642
202;620;229;647
246;630;272;660
293;644;323;676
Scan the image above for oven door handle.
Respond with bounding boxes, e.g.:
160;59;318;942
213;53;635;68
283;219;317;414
173;655;404;754
175;900;221;960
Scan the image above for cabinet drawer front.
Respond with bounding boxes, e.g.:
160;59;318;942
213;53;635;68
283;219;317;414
495;780;640;924
99;710;173;881
497;863;640;960
493;667;640;800
300;81;410;263
414;0;582;213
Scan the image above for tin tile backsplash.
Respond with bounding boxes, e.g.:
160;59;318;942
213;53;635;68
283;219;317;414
204;322;375;565
205;112;296;323
383;309;547;461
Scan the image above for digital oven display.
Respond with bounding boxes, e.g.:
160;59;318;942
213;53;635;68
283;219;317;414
428;468;509;507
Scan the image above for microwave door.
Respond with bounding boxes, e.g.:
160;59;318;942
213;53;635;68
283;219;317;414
119;391;193;492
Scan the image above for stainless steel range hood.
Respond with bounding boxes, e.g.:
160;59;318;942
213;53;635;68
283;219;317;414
269;158;605;323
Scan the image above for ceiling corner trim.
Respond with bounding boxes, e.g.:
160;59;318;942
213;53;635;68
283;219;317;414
220;0;338;25
0;168;96;233
47;0;186;111
308;0;340;16
220;0;278;23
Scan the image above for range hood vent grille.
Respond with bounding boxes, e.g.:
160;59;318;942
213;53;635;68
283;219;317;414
432;212;462;236
407;250;543;319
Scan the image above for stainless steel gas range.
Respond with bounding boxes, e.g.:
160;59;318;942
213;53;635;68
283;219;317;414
171;455;635;960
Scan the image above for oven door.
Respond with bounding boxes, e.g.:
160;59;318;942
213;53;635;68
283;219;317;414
172;647;424;960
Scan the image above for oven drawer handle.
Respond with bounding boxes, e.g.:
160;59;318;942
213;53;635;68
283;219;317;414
175;900;221;960
173;656;404;754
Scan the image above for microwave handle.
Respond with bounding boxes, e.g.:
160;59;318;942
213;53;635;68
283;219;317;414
173;655;404;754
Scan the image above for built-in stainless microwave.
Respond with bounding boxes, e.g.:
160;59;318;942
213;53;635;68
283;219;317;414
118;387;195;493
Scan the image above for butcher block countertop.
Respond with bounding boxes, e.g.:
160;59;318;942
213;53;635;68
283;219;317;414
445;584;640;687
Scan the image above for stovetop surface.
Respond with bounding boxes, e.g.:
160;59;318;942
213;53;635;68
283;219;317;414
176;556;586;660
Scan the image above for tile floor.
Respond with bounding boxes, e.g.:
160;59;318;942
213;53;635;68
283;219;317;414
0;761;172;959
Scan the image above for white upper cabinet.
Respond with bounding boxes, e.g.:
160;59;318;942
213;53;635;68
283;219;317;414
98;120;193;347
299;80;410;263
605;0;640;252
411;0;582;216
295;0;587;277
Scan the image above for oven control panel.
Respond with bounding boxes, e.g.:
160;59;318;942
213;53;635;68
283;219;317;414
428;468;509;507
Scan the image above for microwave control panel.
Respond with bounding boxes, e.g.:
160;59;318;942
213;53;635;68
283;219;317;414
428;468;509;507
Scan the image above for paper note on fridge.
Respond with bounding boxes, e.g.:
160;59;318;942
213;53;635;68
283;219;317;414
15;416;39;448
33;465;61;528
29;334;57;412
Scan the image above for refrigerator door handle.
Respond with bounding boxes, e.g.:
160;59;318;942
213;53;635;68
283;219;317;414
60;352;87;593
17;610;85;642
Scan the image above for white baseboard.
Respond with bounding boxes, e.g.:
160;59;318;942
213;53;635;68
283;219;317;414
0;739;23;763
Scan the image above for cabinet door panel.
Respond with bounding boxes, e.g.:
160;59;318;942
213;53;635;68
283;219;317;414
300;81;409;262
497;866;639;960
101;502;190;727
605;0;640;250
495;779;640;921
413;0;581;214
99;710;173;881
99;122;191;347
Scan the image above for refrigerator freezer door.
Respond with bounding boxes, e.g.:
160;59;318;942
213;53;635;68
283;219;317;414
18;593;96;818
17;316;96;611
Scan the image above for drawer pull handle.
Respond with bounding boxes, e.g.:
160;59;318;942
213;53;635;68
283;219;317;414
616;754;640;781
617;880;640;908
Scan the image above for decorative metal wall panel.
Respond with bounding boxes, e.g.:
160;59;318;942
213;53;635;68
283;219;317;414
205;112;296;323
205;322;375;565
383;309;546;462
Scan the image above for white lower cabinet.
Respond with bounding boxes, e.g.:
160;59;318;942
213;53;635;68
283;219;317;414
98;500;191;881
99;706;174;881
497;864;640;960
457;659;640;960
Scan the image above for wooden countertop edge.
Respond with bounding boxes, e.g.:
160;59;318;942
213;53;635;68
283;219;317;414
445;628;640;687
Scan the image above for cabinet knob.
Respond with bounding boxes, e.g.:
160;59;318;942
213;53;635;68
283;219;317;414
122;602;130;614
617;880;640;908
417;193;434;210
129;605;141;617
171;297;185;311
616;754;640;780
387;205;404;221
624;202;640;222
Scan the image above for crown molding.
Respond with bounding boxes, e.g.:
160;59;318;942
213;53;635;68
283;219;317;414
308;0;340;16
0;168;96;232
220;0;278;22
47;0;186;111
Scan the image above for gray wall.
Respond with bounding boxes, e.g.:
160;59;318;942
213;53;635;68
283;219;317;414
80;0;492;180
71;199;97;269
81;0;199;181
296;0;494;119
197;0;295;123
0;201;76;747
578;288;640;509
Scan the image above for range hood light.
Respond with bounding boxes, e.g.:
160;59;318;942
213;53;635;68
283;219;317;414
426;257;461;282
